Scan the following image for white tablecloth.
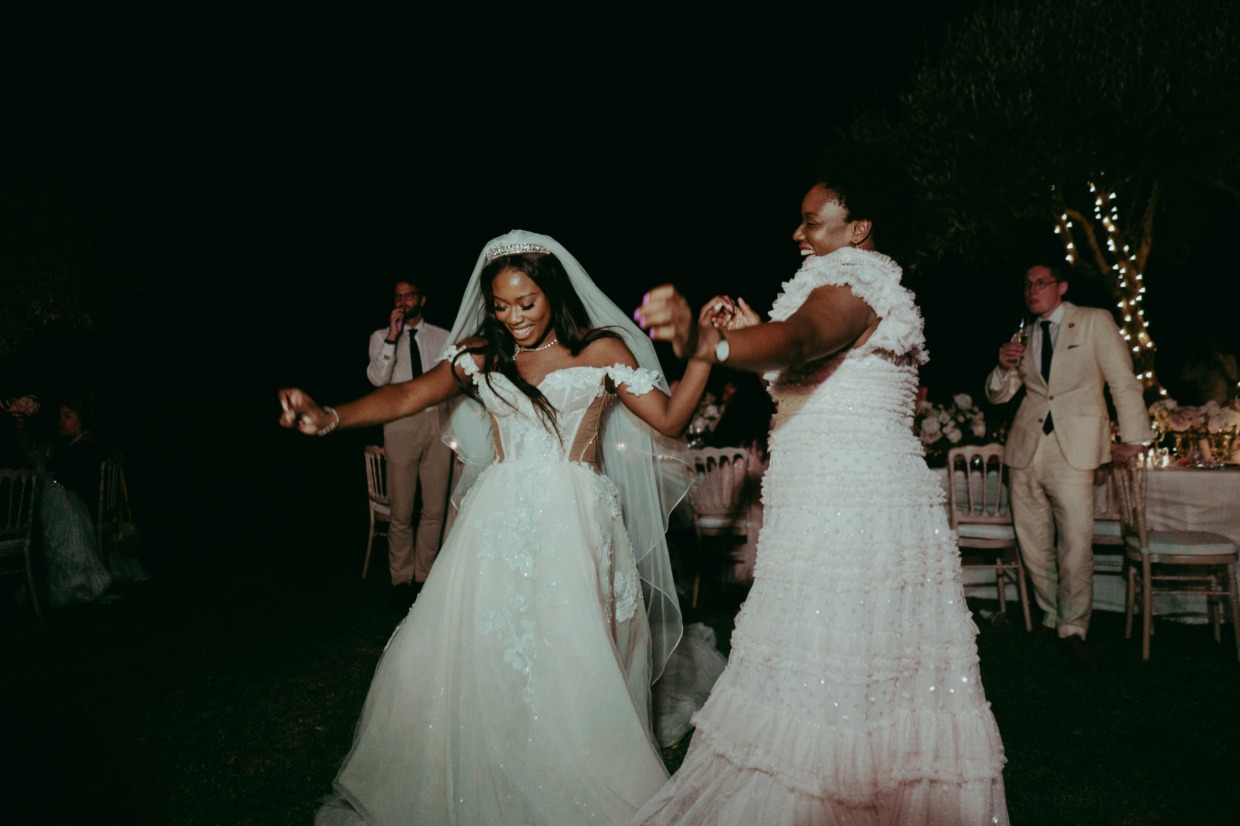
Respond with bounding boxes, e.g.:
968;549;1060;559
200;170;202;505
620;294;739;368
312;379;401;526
723;464;1239;621
940;465;1240;619
1094;466;1240;619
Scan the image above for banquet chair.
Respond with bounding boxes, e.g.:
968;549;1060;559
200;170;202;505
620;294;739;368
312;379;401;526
362;445;390;579
1112;452;1240;661
946;445;1032;631
686;446;754;609
1091;468;1124;548
96;451;124;563
0;469;42;619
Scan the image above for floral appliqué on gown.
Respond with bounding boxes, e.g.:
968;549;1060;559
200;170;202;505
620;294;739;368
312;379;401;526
317;358;670;826
635;247;1009;825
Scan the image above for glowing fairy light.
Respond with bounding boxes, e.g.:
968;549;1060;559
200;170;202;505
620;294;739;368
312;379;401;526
1053;179;1161;391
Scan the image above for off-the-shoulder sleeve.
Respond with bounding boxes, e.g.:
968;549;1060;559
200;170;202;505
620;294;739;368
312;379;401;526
442;343;482;379
768;248;927;364
605;364;661;396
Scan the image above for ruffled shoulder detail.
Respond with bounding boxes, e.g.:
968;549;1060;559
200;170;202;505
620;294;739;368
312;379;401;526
604;364;660;396
443;343;482;379
769;248;928;365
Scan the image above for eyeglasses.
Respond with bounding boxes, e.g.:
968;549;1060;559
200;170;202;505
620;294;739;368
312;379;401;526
1023;279;1059;292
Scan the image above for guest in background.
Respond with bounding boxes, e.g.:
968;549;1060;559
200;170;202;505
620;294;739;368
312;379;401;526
32;396;114;606
48;398;106;520
985;263;1150;659
366;278;451;610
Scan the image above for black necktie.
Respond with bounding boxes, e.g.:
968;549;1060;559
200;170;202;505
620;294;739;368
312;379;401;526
407;329;423;378
1041;321;1054;434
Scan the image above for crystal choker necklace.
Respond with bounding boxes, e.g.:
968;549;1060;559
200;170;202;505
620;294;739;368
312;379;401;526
514;336;558;358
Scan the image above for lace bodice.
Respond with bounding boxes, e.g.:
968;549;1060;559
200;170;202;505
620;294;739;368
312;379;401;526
449;354;661;467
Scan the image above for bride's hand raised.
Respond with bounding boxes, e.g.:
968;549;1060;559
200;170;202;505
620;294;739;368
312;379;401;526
278;388;338;435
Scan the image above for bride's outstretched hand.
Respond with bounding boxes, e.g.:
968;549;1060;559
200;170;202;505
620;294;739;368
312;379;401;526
278;388;335;435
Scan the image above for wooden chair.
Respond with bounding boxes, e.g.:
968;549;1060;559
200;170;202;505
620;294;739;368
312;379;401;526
946;444;1032;631
96;451;125;563
0;469;42;619
362;446;391;579
686;447;753;609
1112;452;1240;661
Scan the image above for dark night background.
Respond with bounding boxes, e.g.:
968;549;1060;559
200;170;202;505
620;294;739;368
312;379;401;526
4;4;1236;570
5;4;1240;823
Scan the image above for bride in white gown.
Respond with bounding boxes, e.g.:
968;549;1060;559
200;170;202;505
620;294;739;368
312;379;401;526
281;231;716;825
633;155;1009;824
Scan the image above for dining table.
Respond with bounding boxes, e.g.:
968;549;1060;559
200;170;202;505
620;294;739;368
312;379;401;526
1092;463;1240;619
941;463;1240;621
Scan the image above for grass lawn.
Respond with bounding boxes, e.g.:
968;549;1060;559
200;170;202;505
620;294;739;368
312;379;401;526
4;430;1237;824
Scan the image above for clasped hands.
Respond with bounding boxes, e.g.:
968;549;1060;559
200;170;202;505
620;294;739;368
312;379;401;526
634;286;761;360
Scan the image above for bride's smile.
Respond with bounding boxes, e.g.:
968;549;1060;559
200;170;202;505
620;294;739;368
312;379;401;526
491;268;553;347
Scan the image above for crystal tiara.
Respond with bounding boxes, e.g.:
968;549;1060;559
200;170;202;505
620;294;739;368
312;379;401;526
485;242;550;263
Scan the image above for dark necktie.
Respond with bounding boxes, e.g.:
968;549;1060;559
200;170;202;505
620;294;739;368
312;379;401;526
1040;321;1054;434
407;329;423;378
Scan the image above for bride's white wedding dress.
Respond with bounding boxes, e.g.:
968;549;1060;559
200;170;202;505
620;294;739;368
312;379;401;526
635;248;1009;825
318;360;670;826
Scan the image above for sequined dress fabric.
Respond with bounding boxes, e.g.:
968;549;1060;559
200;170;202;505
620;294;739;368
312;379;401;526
635;248;1009;825
321;364;669;826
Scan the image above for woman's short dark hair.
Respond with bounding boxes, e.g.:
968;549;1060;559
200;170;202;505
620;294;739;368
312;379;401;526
814;140;915;261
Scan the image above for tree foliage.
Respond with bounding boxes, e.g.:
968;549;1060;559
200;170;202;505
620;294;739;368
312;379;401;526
897;0;1240;258
872;0;1240;384
0;185;98;361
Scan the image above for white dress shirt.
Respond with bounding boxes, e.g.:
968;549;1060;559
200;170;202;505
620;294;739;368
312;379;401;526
367;321;451;395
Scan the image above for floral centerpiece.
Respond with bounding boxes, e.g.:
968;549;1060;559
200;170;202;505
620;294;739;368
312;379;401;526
914;392;989;463
1149;398;1240;466
686;392;725;448
2;394;40;421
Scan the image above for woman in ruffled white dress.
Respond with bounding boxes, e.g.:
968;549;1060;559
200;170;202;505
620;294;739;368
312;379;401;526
281;231;718;826
633;161;1009;824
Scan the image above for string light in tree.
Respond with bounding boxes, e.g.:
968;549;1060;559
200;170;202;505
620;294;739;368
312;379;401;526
1052;179;1164;394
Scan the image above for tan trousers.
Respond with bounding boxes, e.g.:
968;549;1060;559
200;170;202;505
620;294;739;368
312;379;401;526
1009;431;1095;639
383;413;452;585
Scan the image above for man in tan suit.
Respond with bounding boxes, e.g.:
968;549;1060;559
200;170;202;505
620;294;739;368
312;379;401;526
367;279;452;610
986;264;1150;658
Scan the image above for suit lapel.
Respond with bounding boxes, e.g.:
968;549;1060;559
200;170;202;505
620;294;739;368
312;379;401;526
1050;303;1080;383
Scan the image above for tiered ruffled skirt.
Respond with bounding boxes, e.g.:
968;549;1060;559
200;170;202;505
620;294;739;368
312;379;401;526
636;358;1008;825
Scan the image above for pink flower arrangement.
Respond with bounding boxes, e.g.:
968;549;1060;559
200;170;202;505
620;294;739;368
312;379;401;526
914;392;988;456
2;394;40;420
1149;398;1240;435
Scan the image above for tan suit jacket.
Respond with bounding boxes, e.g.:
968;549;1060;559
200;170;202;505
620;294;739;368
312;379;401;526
986;302;1149;471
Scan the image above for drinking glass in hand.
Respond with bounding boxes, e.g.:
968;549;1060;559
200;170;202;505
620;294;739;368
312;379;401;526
1011;317;1028;346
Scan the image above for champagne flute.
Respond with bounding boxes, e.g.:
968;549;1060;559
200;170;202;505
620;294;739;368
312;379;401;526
1011;316;1029;346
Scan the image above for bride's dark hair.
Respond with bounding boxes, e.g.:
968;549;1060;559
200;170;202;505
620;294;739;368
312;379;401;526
463;251;620;429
